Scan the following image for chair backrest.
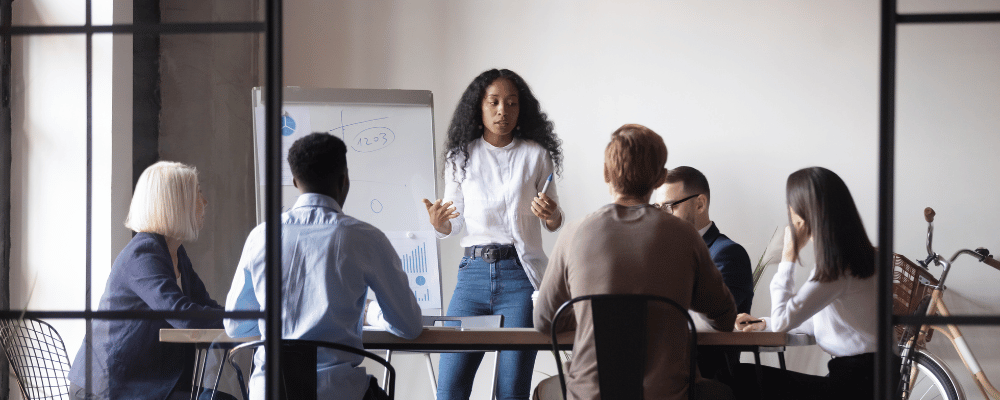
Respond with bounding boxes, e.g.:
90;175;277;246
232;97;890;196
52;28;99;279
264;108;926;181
550;294;697;400
420;315;503;329
227;339;396;400
0;318;72;400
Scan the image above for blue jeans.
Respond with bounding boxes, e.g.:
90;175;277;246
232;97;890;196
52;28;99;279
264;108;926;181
436;256;536;400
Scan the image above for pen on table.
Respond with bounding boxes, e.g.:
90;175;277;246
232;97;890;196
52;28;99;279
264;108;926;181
739;319;764;325
540;173;553;195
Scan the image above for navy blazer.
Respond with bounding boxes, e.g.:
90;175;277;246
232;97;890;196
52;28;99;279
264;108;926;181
703;223;754;314
68;232;223;400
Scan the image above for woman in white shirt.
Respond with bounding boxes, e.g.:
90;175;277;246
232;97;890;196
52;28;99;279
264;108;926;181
423;69;563;400
732;166;896;400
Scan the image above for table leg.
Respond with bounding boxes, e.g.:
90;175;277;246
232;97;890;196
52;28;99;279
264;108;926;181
753;349;764;399
210;345;229;400
383;350;393;392
191;344;206;400
778;351;786;370
721;351;734;379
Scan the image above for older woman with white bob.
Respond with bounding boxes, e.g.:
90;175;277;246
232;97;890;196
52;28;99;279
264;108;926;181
67;161;235;400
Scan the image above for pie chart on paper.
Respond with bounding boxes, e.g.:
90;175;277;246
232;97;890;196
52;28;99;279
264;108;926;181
281;114;296;136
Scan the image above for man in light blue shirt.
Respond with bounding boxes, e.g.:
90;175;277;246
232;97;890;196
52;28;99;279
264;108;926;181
225;132;422;400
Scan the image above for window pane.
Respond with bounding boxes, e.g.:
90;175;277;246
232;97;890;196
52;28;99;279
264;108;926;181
161;1;263;24
11;34;87;313
13;0;86;27
899;0;1000;14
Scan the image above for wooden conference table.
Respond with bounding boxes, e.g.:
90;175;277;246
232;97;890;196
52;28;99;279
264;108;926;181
160;327;815;349
162;327;814;398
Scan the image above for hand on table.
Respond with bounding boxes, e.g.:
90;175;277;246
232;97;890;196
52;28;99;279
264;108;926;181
422;198;459;235
735;313;766;332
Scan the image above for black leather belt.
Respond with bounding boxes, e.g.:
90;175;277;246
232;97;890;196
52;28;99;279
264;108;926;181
465;244;517;263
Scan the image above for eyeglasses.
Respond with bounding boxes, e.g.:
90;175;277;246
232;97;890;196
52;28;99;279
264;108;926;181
653;193;700;214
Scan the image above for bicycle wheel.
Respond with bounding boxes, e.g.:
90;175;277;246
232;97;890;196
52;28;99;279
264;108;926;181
905;352;960;400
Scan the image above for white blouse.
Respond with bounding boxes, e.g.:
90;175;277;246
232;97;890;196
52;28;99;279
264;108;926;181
438;137;562;289
765;261;878;357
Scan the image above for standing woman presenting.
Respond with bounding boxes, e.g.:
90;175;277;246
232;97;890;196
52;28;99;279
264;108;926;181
423;69;563;400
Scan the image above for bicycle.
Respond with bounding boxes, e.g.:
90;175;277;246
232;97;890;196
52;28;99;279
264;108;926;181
894;207;1000;400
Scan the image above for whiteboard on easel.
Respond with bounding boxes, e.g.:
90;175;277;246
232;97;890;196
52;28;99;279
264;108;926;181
251;87;442;314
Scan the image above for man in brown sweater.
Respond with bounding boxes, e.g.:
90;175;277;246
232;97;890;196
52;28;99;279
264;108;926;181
533;124;737;400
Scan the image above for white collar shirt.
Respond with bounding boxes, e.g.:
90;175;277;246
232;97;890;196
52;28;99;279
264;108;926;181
438;137;562;289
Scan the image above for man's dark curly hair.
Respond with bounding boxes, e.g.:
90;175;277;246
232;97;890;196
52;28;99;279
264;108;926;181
287;132;347;189
444;69;562;181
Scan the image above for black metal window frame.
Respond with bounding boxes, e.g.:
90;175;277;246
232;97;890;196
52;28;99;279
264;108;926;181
0;0;285;399
877;2;1000;399
3;1;999;400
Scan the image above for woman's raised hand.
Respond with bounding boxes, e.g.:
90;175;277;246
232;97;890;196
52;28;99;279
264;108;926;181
782;226;797;263
423;198;459;235
781;224;810;263
734;313;766;332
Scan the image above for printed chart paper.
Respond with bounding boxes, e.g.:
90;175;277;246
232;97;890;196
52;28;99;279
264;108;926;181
385;231;441;310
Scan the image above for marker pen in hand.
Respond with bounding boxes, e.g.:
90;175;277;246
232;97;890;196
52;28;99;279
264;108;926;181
739;319;764;325
540;173;553;195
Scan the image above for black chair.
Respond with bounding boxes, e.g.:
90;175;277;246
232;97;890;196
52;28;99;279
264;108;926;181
550;294;698;400
0;318;72;400
221;339;395;400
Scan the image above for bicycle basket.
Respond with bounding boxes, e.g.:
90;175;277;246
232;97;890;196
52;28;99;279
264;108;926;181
893;253;939;348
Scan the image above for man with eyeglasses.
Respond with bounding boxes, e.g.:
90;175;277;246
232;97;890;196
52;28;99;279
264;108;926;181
657;166;753;380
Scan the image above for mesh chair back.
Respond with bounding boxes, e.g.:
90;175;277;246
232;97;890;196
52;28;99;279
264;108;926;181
551;294;697;400
0;318;72;400
226;339;396;400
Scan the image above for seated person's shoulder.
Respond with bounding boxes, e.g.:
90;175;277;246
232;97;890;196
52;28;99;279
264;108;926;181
331;214;391;243
658;213;705;240
714;233;750;255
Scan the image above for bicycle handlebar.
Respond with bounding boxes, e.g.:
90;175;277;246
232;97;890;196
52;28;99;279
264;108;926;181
925;207;936;259
984;255;1000;271
919;207;999;288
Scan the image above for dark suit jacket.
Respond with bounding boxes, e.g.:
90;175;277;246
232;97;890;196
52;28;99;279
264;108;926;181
703;223;754;314
67;232;223;400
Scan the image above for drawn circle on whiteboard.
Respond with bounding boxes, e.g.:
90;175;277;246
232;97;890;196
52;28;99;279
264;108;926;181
281;115;296;136
351;127;395;153
370;199;383;213
416;276;426;286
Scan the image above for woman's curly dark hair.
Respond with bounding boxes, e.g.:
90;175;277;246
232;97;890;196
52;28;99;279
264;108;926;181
444;69;562;181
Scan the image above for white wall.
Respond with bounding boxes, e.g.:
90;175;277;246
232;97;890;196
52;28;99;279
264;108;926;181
284;0;1000;398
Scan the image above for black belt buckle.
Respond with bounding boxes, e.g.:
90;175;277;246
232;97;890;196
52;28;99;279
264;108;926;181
472;245;513;263
481;246;501;263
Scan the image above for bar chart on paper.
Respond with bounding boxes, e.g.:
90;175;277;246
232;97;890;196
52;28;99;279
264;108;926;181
401;242;429;274
386;231;441;310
